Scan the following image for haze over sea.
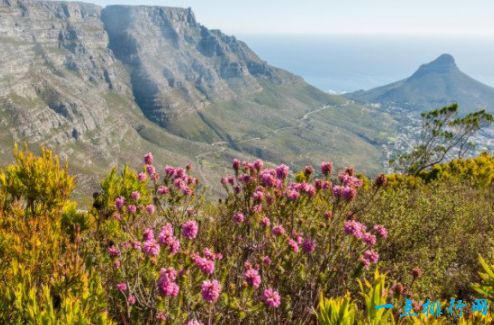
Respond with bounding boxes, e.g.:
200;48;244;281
240;34;494;94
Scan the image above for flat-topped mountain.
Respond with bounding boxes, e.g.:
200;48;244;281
0;0;393;197
101;5;290;127
347;54;494;113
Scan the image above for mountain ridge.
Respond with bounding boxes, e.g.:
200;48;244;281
347;53;494;113
0;0;393;200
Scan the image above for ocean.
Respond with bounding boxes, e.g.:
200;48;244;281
239;34;494;93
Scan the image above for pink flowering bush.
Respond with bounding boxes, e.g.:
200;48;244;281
91;154;387;323
4;148;494;323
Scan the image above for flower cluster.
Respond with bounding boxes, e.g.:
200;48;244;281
158;267;180;297
101;153;388;323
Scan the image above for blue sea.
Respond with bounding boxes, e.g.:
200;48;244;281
239;34;494;93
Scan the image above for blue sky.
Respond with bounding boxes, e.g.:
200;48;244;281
72;0;494;36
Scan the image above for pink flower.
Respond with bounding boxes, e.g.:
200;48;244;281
107;246;120;257
287;189;300;201
272;225;285;237
131;191;141;201
321;161;333;176
373;225;388;238
252;190;264;202
321;162;333;176
233;212;245;224
159;224;180;255
144;152;154;165
253;159;264;171
160;223;174;237
332;185;344;199
288;239;299;253
342;186;357;201
192;253;215;275
321;180;331;190
262;288;281;308
201;280;221;303
203;248;222;261
361;250;379;269
244;268;261;288
138;172;147;182
339;173;363;188
362;232;377;246
146;204;156;215
127;205;137;214
116;282;127;292
344;220;366;239
181;220;199;240
156;312;167;321
143;228;154;241
146;164;156;175
143;239;160;257
261;216;271;227
174;167;185;179
127;295;136;305
132;241;142;251
261;171;276;187
167;237;181;255
275;164;289;180
304;165;314;176
164;165;176;177
301;183;316;197
158;267;179;297
115;196;125;210
252;204;263;213
157;185;169;195
262;256;272;265
302;238;316;254
232;159;240;171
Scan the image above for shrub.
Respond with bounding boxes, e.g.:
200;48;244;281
361;178;494;299
0;147;111;323
90;154;388;323
0;145;75;215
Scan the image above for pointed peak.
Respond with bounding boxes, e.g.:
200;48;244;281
430;53;456;67
411;54;459;78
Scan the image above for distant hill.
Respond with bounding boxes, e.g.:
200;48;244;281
347;54;494;113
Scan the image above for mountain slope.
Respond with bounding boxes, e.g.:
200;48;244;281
0;0;394;200
347;54;494;113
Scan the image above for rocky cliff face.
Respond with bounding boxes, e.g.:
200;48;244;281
101;5;284;127
0;0;131;156
0;0;219;196
0;1;390;200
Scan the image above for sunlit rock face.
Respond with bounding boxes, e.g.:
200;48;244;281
101;5;281;127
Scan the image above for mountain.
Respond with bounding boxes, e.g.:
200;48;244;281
0;0;394;199
347;54;494;113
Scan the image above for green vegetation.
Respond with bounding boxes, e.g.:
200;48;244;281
0;144;493;323
391;104;493;174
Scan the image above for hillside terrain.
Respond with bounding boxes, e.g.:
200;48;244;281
0;0;394;200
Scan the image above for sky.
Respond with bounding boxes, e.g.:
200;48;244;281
68;0;494;36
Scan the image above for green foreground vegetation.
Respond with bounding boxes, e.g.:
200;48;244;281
1;144;494;324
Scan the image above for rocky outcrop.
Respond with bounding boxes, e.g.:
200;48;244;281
101;5;282;126
0;0;132;150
